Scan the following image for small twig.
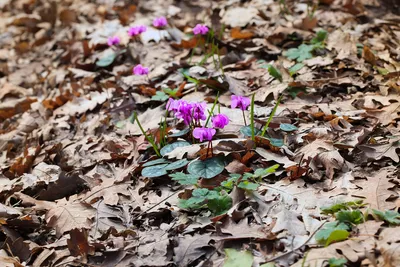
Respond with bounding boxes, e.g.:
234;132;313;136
132;191;179;220
263;221;327;263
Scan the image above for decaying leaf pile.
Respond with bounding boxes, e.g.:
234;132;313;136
0;0;399;266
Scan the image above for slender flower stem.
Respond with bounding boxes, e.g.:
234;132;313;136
189;37;200;64
205;92;219;127
134;112;161;157
250;93;255;142
211;140;214;157
242;110;247;126
260;95;283;137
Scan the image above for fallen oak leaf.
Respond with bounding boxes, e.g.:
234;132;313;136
45;198;96;237
67;228;95;257
358;136;400;163
230;27;254;39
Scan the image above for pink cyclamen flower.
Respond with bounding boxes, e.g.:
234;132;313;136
153;17;167;28
191;102;207;122
193;127;216;142
107;36;120;46
133;64;149;75
128;25;147;37
231;95;250;111
193;24;209;35
176;100;194;125
212;114;229;129
167;98;180;112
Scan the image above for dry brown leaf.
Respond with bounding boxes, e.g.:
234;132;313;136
81;178;131;205
173;233;212;266
67;228;95;257
294;139;346;180
53;89;113;116
291;220;382;267
350;167;398;210
0;97;37;121
219;218;274;240
272;208;307;236
358;136;400;163
46;199;96;237
230;27;254;39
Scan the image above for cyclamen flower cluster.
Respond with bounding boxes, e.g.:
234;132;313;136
153;17;167;28
133;64;149;75
107;36;120;46
128;25;147;37
193;24;209;35
167;99;207;125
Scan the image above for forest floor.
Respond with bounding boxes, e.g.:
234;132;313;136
0;0;400;266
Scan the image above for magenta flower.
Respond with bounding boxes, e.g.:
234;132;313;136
212;114;229;129
231;95;250;111
193;127;216;142
128;25;147;37
167;98;180;112
133;64;149;75
193;24;209;35
176;101;194;125
107;36;120;46
191;102;207;122
153;17;167;28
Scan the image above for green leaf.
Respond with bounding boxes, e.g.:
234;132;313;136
260;264;275;267
267;137;284;147
179;188;220;210
267;65;283;82
315;221;350;246
311;30;328;44
170;172;199;185
280;123;298;132
238;181;259;191
288;63;304;76
240;126;261;137
163;88;179;97
208;194;232;215
223;249;253;267
142;158;169;167
141;164;168;178
328;257;347;267
221;174;241;190
151;91;169;101
253;164;280;178
187;157;225;179
375;66;389;75
96;50;117;67
168;128;190;137
165;159;189;170
321;200;365;215
372;209;400;225
160;141;191;156
336;210;364;225
283;44;314;62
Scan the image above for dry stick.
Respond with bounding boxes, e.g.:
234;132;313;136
131;190;179;220
264;221;327;263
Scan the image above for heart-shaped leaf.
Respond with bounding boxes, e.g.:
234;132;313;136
280;123;298;132
170;172;199;185
160;141;191;156
142;158;168;167
240;126;260;137
141;164;168;178
187;157;225;179
96;50;117;67
168;128;190;137
165;159;189;170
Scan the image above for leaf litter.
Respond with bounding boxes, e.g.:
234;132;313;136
0;0;400;266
